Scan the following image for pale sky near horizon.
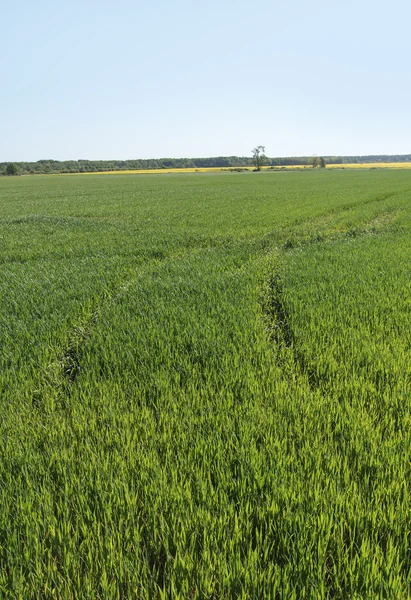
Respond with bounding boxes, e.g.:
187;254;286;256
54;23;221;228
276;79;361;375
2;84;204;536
1;0;410;162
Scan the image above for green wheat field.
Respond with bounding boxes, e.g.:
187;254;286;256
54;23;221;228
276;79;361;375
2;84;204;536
1;169;411;598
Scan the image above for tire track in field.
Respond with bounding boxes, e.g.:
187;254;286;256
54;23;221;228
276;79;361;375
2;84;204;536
261;206;401;391
43;257;176;401
34;201;403;406
278;207;400;251
262;264;325;391
33;241;232;406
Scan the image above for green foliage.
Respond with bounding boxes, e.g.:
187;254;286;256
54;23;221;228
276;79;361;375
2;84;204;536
0;170;411;596
311;156;326;169
2;153;411;175
6;162;18;176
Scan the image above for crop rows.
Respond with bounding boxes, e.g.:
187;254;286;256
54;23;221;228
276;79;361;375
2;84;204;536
0;170;411;597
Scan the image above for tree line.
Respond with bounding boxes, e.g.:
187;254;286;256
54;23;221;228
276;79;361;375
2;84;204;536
2;154;411;176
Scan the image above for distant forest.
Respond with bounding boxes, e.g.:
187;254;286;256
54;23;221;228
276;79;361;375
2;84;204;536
2;154;411;175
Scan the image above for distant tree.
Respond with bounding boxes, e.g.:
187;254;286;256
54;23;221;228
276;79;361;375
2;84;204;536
311;156;326;169
6;163;18;176
252;146;267;171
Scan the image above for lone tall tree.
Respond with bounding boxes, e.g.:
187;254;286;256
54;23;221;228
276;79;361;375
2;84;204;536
252;146;266;171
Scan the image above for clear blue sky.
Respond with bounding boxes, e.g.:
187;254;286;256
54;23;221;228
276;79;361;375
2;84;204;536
1;0;410;161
